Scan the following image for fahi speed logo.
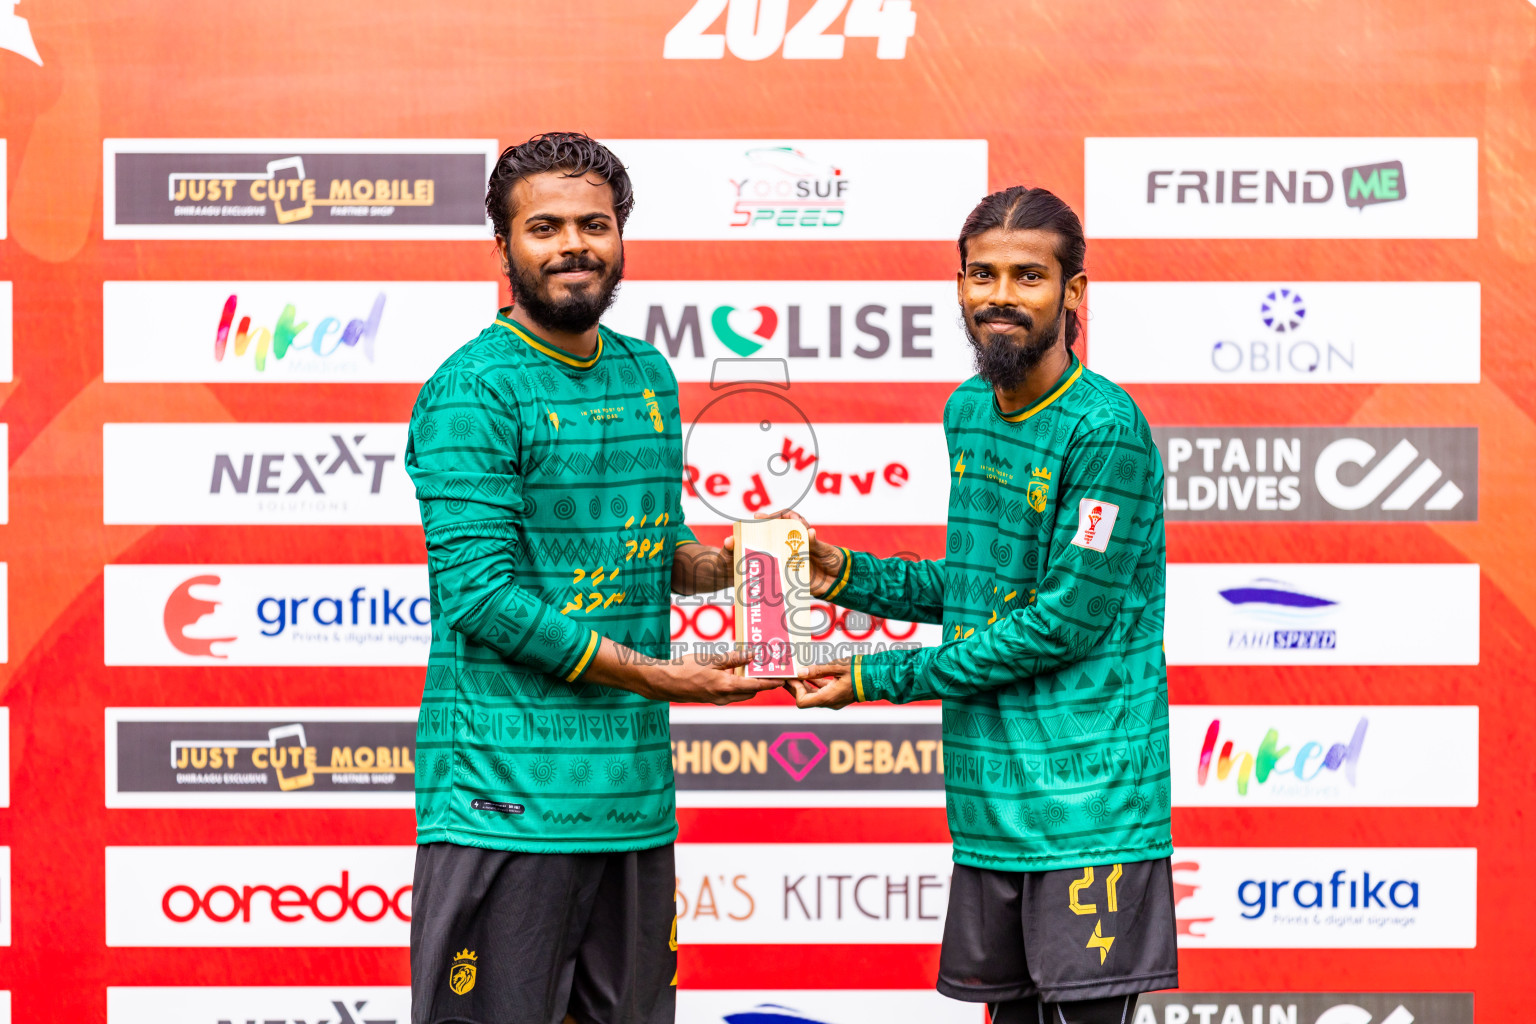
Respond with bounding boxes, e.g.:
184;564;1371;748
105;565;429;666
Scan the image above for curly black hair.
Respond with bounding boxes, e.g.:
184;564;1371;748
485;132;635;239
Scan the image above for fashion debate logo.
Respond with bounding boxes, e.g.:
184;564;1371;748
1132;993;1472;1024
1084;137;1477;238
1170;706;1478;807
664;0;917;60
102;423;416;524
1152;427;1477;521
107;987;410;1024
606;139;985;241
606;281;972;382
1170;848;1476;948
103;281;494;383
105;707;418;809
104;564;429;665
680;423;946;524
676;990;981;1024
1164;563;1479;666
669;708;944;807
1087;282;1480;384
673;843;952;944
105;845;415;947
103;139;497;240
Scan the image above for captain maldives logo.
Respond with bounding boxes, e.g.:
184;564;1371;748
1221;578;1338;650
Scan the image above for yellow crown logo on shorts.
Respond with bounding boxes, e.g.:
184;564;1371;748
449;948;478;995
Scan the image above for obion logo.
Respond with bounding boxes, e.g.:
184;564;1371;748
106;846;415;946
664;0;916;61
606;281;971;382
103;281;494;383
105;564;430;666
1087;281;1480;384
1084;137;1477;238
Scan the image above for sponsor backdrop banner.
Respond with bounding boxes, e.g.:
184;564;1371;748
0;0;1531;1020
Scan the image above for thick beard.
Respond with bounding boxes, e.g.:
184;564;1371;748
963;296;1063;392
508;250;625;335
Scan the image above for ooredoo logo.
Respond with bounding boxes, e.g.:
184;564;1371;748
106;845;416;946
161;870;410;924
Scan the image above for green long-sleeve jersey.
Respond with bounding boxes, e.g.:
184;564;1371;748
828;356;1172;871
406;310;693;853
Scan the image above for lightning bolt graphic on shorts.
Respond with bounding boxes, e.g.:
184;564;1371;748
1086;919;1114;964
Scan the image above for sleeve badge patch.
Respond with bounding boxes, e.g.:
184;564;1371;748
1071;498;1120;552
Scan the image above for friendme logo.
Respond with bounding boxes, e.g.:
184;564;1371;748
1342;160;1405;209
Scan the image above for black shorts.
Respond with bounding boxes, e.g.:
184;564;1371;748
938;857;1179;1005
410;841;677;1024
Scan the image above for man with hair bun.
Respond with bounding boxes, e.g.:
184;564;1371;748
406;132;779;1024
788;186;1178;1024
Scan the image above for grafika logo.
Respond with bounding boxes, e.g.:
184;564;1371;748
1198;717;1367;796
215;292;385;371
730;146;850;229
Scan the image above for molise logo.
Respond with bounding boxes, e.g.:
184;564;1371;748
103;281;493;383
1084;137;1476;238
1170;847;1476;948
104;564;430;666
606;281;971;382
106;845;415;946
1170;706;1478;808
1165;563;1479;666
103;423;416;524
1133;993;1473;1024
106;987;410;1024
104;139;498;239
1087;281;1480;384
1152;426;1477;521
106;707;418;808
607;140;985;241
669;708;944;806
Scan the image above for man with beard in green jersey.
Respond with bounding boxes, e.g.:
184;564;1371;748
786;187;1176;1024
406;133;780;1024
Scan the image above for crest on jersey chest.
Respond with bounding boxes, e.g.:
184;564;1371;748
1027;466;1053;514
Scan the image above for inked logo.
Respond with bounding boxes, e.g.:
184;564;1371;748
1197;717;1367;796
215;292;385;371
163;575;236;658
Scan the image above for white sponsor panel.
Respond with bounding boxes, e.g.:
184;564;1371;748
102;423;415;525
1165;563;1479;666
674;843;953;944
1088;282;1480;383
606;281;973;382
104;564;429;666
682;422;948;525
103;281;495;383
679;990;981;1024
1171;706;1478;807
0;139;6;237
1173;848;1476;948
0;282;12;380
0;707;8;807
0;564;8;664
0;847;9;945
1085;137;1477;238
105;707;417;809
0;990;8;1024
607;140;987;241
0;425;9;522
108;987;410;1024
104;845;415;947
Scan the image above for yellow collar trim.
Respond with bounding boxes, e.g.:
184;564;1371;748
999;360;1083;423
497;317;603;369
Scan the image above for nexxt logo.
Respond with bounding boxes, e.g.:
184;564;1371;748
210;432;395;495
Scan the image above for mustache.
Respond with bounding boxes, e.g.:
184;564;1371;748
544;255;606;276
971;306;1033;329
